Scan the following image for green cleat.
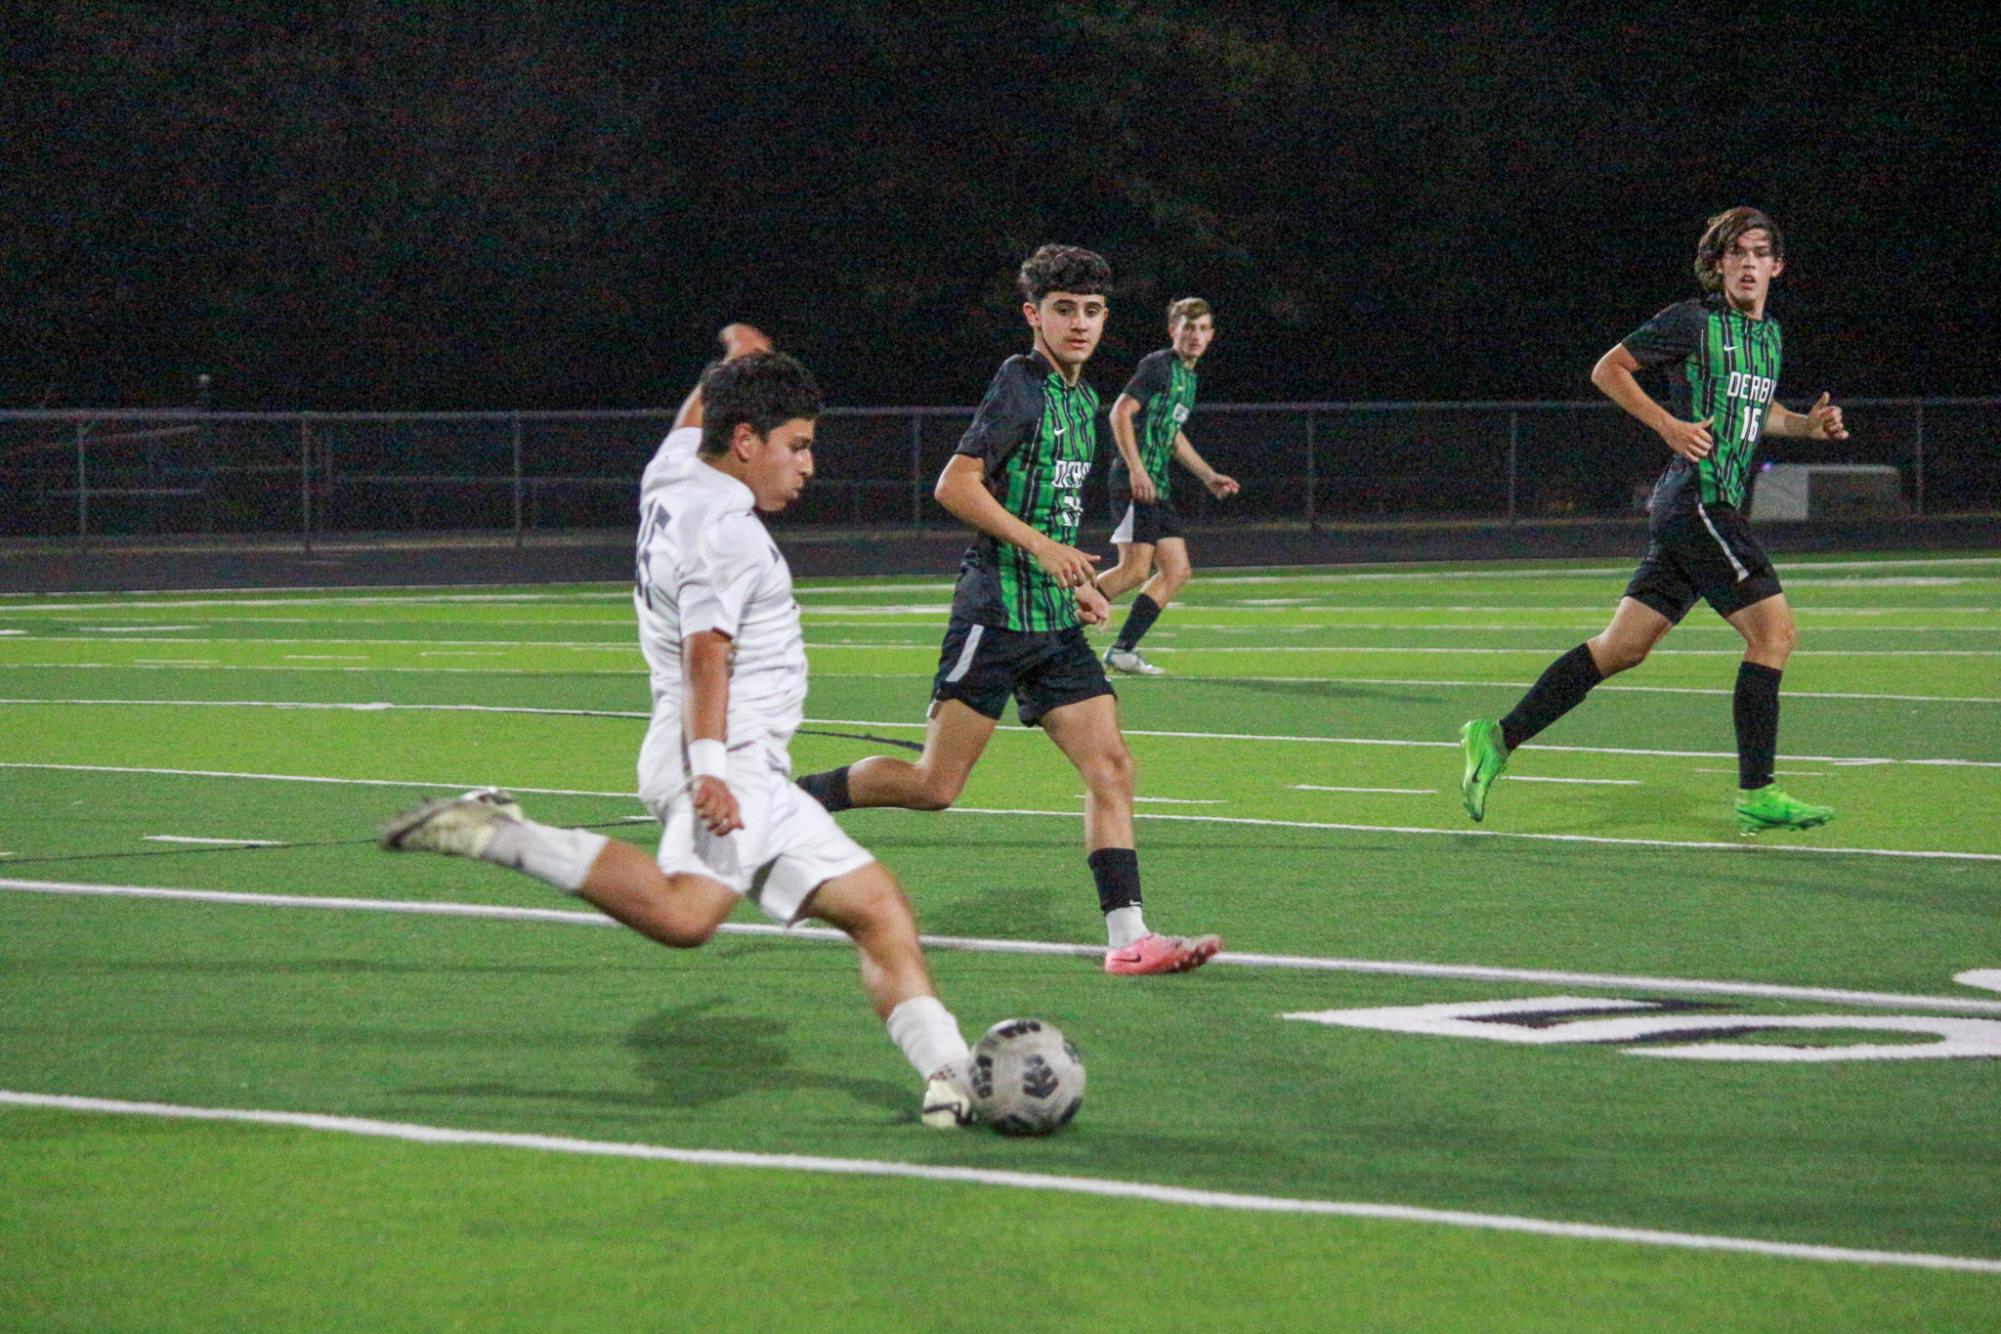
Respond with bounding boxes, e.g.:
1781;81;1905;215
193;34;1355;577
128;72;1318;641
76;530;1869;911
1459;719;1509;822
1735;784;1836;834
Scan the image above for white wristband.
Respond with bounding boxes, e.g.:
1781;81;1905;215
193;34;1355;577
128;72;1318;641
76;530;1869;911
687;739;729;781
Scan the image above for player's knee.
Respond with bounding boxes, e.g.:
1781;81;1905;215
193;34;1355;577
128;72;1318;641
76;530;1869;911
1079;745;1135;799
1590;635;1649;675
909;765;965;811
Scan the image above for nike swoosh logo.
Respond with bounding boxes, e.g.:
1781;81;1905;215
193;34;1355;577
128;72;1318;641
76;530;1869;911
1720;344;1739;352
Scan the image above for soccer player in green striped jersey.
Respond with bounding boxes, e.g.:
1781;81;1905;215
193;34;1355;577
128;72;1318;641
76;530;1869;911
1460;207;1852;834
1099;297;1241;676
798;244;1221;976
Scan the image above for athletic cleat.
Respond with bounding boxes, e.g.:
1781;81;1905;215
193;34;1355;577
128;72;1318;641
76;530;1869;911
1459;719;1509;822
1104;647;1166;676
378;787;524;857
920;1063;976;1128
1735;785;1835;834
1104;932;1222;976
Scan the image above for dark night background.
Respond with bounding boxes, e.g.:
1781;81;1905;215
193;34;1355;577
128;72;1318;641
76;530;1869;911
5;1;1996;412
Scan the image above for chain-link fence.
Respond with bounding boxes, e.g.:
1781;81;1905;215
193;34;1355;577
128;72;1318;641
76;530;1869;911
2;399;1993;545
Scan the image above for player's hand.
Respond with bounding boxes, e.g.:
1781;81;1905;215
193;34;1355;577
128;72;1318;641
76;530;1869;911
690;775;743;836
1130;473;1158;504
1805;392;1849;441
1205;473;1240;499
1660;414;1714;461
717;324;772;360
1075;582;1110;625
1033;539;1101;590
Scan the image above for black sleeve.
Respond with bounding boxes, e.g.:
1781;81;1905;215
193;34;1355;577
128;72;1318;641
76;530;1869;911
1621;300;1706;370
955;359;1043;468
1119;351;1172;405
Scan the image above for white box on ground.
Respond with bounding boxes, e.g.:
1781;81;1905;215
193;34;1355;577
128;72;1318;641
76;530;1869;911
1751;463;1903;520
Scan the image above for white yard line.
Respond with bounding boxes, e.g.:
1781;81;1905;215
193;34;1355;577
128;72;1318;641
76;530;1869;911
4;1091;1995;1274
1;1091;1996;1274
143;835;283;847
1295;784;1438;795
3;703;1997;769
1509;776;1643;786
5;878;2001;1017
0;762;1993;862
944;805;2001;863
78;625;202;633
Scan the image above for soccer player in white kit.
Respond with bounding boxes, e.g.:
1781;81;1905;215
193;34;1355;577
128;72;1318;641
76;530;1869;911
381;347;978;1127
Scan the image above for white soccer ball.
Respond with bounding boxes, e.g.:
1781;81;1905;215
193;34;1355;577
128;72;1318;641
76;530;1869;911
968;1018;1085;1136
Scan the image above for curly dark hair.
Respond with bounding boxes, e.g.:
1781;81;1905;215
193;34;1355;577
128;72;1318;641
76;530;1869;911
698;351;823;457
1694;207;1784;293
1017;244;1113;304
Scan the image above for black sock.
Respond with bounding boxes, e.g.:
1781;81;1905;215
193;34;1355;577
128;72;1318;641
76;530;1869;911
1734;662;1783;790
1500;643;1603;752
1087;847;1142;913
1114;595;1162;651
796;765;852;812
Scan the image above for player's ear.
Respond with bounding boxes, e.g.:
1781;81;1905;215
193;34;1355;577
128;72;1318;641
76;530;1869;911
1770;256;1785;279
732;421;760;460
1022;300;1040;329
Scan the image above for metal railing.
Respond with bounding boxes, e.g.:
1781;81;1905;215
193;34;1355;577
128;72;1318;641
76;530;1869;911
1;399;1993;546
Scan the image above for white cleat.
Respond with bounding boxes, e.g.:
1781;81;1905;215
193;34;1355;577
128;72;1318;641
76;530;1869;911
1103;648;1166;676
920;1062;976;1129
378;787;523;858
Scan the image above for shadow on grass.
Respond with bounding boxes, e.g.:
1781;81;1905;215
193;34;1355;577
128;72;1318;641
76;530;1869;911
408;997;908;1117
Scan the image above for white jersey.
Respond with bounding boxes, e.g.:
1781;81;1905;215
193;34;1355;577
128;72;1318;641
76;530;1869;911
633;427;809;809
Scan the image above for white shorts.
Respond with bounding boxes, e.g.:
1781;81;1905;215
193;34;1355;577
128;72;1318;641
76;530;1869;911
645;749;873;924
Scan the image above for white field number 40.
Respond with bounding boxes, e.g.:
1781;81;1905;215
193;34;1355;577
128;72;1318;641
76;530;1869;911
1285;986;2001;1063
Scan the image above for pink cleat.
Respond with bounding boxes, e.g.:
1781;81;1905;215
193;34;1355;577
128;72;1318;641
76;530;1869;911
1104;932;1222;976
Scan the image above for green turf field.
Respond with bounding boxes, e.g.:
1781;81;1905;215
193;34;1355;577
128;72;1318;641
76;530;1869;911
3;553;1998;1331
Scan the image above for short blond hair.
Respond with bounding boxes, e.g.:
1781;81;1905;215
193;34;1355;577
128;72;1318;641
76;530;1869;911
1166;297;1212;328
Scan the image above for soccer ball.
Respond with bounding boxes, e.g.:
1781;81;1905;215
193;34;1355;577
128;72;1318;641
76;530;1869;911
968;1018;1085;1136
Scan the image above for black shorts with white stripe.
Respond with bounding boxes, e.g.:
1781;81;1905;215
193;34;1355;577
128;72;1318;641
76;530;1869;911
928;616;1114;726
1624;502;1782;623
1110;492;1183;546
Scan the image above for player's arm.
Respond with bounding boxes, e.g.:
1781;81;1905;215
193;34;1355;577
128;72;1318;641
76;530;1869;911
1763;392;1849;440
1173;431;1239;498
672;324;774;431
934;455;1100;590
1109;394;1155;502
681;628;743;835
1590;343;1714;461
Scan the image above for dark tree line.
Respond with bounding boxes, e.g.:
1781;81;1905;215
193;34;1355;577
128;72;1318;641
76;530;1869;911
5;1;1994;410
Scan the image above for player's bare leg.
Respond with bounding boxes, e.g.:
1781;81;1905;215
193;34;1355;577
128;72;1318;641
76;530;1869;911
1106;538;1188;676
1137;536;1192;613
1097;540;1156;600
1586;596;1675;676
811;698;999;812
1724;592;1830;832
573;838;741;948
1039;694;1219;974
806;860;975;1126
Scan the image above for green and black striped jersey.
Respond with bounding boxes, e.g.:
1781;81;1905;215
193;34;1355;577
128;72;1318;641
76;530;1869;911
1111;348;1198;498
1623;295;1783;512
948;351;1099;632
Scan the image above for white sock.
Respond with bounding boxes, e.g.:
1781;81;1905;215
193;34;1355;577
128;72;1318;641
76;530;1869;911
483;820;609;895
886;995;970;1079
1105;905;1149;949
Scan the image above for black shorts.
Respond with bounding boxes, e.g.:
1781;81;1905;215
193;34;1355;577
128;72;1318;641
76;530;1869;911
1624;503;1783;623
1110;492;1183;545
929;618;1115;726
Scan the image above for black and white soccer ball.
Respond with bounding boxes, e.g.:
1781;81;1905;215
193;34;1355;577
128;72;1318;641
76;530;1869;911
968;1018;1084;1136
